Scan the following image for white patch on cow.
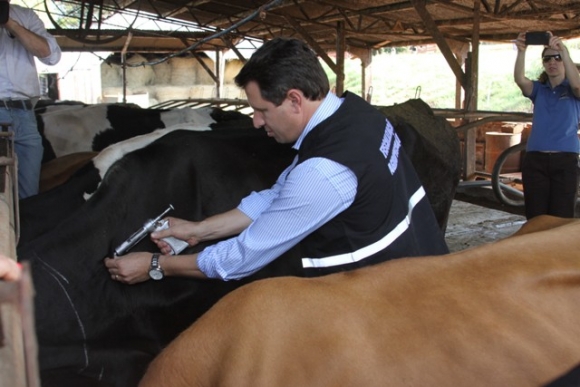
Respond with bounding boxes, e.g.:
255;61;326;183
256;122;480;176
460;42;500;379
41;104;217;159
41;104;112;158
83;124;211;200
159;106;216;128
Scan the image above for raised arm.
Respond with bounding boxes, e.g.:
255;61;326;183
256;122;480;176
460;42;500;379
550;35;580;99
513;32;534;97
4;17;50;58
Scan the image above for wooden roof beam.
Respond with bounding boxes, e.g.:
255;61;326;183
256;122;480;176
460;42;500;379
163;0;212;18
411;0;466;88
284;15;338;74
200;0;305;28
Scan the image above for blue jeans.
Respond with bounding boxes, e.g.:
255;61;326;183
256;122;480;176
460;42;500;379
0;107;43;199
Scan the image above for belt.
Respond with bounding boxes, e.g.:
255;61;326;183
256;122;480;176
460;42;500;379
0;99;33;110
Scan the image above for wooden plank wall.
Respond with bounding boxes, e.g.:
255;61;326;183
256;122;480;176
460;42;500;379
0;130;40;387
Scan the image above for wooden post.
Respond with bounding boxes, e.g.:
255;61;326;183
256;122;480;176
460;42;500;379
0;132;40;387
335;21;345;96
462;0;481;180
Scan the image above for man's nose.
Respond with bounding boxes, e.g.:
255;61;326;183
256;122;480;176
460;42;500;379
253;114;264;129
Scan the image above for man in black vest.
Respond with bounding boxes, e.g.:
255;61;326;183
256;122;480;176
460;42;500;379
105;37;448;283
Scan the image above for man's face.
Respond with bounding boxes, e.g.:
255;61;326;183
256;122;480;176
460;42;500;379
245;81;301;144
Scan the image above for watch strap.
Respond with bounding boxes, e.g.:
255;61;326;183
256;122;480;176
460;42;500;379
151;253;161;270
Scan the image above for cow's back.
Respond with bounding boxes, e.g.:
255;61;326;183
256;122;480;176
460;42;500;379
139;216;580;387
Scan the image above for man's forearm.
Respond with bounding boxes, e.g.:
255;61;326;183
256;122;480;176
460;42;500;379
198;208;252;242
5;19;50;58
159;253;208;279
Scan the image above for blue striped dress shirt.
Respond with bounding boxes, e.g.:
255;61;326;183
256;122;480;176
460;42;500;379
197;92;359;280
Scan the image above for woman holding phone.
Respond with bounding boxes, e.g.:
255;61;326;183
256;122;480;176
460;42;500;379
513;31;580;219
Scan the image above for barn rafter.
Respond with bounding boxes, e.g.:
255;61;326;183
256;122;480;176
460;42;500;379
42;0;580;53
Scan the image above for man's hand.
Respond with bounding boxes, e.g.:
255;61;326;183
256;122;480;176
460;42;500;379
150;217;199;255
104;252;152;285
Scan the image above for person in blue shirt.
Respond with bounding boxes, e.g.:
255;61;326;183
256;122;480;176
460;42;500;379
105;37;448;284
514;31;580;219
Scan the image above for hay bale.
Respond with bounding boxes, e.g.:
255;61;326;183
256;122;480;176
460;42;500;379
152;61;172;84
125;54;155;87
195;56;215;84
101;63;121;87
169;57;197;86
224;59;244;84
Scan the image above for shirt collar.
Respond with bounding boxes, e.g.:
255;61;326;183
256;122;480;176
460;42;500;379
293;92;344;150
541;78;570;89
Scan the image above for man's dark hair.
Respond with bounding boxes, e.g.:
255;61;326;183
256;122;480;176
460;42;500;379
234;37;330;106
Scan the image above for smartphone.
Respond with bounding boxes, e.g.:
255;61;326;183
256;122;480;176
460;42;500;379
0;0;9;25
525;31;550;46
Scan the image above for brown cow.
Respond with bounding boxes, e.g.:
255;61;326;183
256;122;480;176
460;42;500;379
39;151;98;192
139;215;580;387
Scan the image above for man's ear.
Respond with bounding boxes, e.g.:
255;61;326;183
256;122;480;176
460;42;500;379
286;89;303;113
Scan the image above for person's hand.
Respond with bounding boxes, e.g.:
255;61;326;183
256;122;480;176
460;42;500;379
514;32;527;51
0;254;21;282
2;18;17;31
150;217;199;255
548;32;566;52
104;252;152;285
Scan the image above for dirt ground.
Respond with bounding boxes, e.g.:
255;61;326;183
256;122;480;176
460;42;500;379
445;186;526;253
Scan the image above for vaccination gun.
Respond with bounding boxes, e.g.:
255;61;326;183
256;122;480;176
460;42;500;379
113;205;174;257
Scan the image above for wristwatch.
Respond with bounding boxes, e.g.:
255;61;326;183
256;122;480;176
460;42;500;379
148;253;164;280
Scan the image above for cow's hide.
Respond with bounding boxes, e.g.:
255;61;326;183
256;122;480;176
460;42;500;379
20;117;253;244
17;129;301;387
27;98;458;232
139;215;580;387
36;102;253;163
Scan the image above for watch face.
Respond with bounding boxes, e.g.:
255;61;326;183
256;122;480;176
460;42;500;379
149;268;164;280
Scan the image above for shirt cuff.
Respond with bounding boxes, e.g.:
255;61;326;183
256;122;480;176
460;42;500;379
197;248;227;280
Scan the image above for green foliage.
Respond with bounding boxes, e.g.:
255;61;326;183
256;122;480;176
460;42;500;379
323;41;580;112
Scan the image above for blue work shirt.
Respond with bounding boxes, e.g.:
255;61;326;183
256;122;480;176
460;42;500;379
198;92;358;280
527;79;580;153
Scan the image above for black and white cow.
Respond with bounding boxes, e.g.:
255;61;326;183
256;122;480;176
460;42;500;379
27;98;459;232
18;128;302;387
35;101;252;162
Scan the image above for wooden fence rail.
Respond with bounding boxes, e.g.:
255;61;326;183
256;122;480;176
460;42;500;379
0;128;39;387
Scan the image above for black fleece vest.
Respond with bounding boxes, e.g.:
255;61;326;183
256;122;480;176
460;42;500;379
296;92;448;276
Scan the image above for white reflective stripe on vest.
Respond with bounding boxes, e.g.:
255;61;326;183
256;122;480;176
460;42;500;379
301;186;426;269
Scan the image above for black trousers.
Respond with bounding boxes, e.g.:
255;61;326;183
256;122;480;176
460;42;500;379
522;151;579;219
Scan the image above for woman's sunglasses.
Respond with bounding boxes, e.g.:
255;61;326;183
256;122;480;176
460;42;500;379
542;54;562;63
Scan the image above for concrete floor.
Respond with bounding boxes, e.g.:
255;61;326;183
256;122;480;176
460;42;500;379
445;199;526;253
